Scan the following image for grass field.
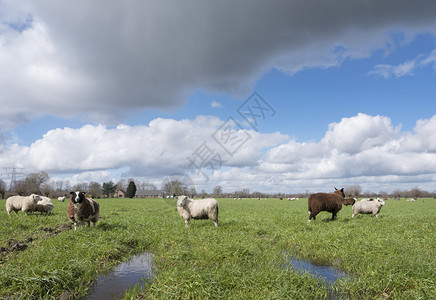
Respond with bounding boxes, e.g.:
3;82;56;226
0;197;435;299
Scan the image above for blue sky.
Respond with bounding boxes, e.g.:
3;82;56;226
1;1;436;194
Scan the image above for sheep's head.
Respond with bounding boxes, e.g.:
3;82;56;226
30;194;42;203
375;198;386;206
177;195;188;207
334;187;345;198
70;191;86;204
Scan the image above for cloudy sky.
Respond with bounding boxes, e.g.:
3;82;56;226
1;0;436;194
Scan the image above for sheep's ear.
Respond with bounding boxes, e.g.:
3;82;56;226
334;187;338;190
70;191;74;195
340;188;344;192
81;192;86;195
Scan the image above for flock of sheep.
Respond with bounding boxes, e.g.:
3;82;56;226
4;187;387;229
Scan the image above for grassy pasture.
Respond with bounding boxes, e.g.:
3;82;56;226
0;197;434;299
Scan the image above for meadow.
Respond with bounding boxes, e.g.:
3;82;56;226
0;197;434;299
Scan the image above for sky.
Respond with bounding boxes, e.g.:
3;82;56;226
1;0;436;194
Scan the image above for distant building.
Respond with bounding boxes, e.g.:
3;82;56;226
113;189;126;198
136;190;165;198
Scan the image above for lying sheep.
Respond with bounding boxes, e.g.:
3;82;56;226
288;197;298;201
352;198;386;218
6;194;41;216
177;195;218;227
67;191;100;230
342;198;356;206
35;196;54;215
308;187;344;222
58;196;66;202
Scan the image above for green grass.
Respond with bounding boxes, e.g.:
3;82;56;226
0;198;435;299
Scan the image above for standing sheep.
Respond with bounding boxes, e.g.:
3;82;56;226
177;195;218;227
308;187;345;222
6;194;41;216
67;191;100;230
58;196;66;202
35;196;54;215
352;198;386;218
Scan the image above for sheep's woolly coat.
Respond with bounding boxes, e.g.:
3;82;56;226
308;188;345;222
177;195;218;227
6;194;41;215
35;196;54;215
67;191;100;230
352;198;386;218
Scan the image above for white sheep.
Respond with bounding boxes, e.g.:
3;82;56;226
57;196;66;202
352;198;386;218
35;196;54;215
177;195;218;227
5;194;42;216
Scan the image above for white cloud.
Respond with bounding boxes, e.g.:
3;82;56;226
2;114;436;193
210;101;222;108
1;1;436;127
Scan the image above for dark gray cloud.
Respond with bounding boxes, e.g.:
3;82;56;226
1;0;436;126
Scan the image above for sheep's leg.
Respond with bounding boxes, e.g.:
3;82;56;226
213;220;218;227
74;223;77;231
331;212;337;220
87;221;91;227
185;220;189;228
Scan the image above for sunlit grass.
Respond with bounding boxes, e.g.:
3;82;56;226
0;197;434;299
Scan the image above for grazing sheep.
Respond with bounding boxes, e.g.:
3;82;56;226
58;196;66;202
352;198;386;218
407;198;416;202
288;197;298;201
67;191;100;230
308;188;345;222
35;196;54;215
177;195;218;227
5;194;41;216
342;198;356;206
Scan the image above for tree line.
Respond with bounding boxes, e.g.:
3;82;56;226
1;173;435;200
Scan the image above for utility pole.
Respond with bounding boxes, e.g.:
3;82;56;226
1;167;25;191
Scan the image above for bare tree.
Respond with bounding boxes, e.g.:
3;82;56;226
409;187;421;200
344;184;362;198
88;182;102;198
213;185;223;197
0;179;6;199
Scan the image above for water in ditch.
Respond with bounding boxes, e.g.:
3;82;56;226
86;252;154;300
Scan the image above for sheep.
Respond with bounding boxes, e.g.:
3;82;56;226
308;187;345;222
288;197;298;201
35;196;54;215
352;198;386;218
342;198;356;206
67;191;100;230
177;195;218;227
58;196;66;202
5;194;42;216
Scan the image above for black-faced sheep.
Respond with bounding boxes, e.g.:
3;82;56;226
308;187;345;222
177;195;218;227
6;194;41;216
342;198;356;206
352;198;386;218
67;191;100;230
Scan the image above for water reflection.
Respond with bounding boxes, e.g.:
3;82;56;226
86;252;154;300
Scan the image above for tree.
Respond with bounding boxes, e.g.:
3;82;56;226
88;182;102;198
102;181;116;197
126;181;137;198
24;171;50;194
410;187;422;200
344;184;362;198
213;185;223;197
164;180;184;196
0;179;6;199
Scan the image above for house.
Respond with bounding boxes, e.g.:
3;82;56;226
113;189;126;198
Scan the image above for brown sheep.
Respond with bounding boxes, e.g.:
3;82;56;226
67;191;100;230
342;198;356;206
308;187;345;222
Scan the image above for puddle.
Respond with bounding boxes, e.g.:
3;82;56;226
86;252;154;300
284;253;351;299
287;256;348;285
